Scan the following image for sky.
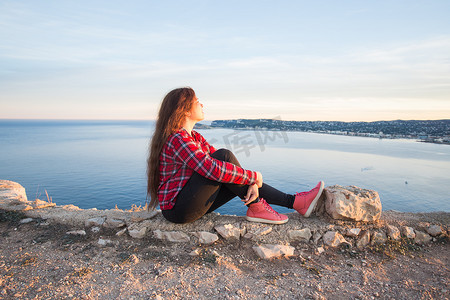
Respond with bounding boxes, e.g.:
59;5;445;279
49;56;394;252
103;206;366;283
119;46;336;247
1;1;449;122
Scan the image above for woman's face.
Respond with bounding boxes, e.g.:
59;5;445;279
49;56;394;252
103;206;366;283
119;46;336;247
187;95;204;122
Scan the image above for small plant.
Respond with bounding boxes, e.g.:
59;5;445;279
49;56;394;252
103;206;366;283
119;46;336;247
34;185;53;203
0;210;26;223
129;204;144;212
263;273;280;285
35;184;41;200
436;234;450;244
71;267;93;278
191;249;218;265
199;249;217;264
305;266;321;276
21;256;37;266
127;203;149;212
44;189;52;204
370;237;422;259
118;252;132;263
64;267;94;284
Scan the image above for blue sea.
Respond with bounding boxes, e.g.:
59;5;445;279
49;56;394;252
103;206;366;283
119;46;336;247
1;119;449;215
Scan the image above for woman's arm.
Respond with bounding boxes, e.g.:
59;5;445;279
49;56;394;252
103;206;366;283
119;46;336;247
169;132;258;185
193;130;263;187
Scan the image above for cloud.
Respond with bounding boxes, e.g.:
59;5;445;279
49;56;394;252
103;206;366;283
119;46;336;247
355;36;450;62
1;1;449;120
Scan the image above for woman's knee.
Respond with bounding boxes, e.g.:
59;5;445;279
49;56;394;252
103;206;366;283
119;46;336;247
211;148;237;163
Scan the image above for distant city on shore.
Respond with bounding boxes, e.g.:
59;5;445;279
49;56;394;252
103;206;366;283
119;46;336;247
196;119;450;145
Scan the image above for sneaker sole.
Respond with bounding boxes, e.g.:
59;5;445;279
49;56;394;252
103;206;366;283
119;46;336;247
303;181;324;218
245;216;289;225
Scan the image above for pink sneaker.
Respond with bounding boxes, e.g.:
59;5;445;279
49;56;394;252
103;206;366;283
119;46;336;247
246;198;288;225
293;181;324;217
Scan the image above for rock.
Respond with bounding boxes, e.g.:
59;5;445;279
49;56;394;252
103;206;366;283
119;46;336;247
252;244;295;259
189;249;201;256
103;218;126;229
191;231;219;244
356;231;371;249
19;218;34;224
401;226;416;239
345;228;361;238
66;230;86;236
314;195;326;216
215;224;241;240
255;226;271;235
0;180;28;200
386;225;401;240
371;231;387;245
316;247;325;254
85;217;106;227
116;228;127;236
0;180;31;211
91;227;101;233
313;231;322;244
128;221;151;239
323;231;347;247
98;238;112;246
288;228;312;242
414;231;432;244
154;230;190;243
243;233;253;239
426;225;443;237
246;224;272;236
324;185;382;222
130;211;158;222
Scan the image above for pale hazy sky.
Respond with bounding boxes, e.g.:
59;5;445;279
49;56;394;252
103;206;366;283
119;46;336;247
1;1;449;121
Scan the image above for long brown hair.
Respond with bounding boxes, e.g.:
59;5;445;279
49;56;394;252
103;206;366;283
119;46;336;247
147;87;196;210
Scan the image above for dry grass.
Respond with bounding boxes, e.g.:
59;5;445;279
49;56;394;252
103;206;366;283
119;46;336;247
127;203;149;212
34;185;53;204
113;203;149;211
44;190;52;204
70;267;93;278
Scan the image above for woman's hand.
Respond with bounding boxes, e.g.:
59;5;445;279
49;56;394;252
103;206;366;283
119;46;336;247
243;184;259;205
255;171;263;188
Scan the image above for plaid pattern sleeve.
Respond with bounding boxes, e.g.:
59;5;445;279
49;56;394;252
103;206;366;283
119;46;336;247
194;130;217;154
157;129;257;210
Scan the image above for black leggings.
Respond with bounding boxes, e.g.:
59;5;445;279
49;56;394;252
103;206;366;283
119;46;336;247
162;148;295;223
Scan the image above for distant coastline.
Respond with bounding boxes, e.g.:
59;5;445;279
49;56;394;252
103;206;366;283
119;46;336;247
196;119;450;145
1;118;448;145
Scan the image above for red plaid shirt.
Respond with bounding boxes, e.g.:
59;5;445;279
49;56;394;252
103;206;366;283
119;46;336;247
158;128;257;210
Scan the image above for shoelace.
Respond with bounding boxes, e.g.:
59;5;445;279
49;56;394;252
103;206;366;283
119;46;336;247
295;191;308;197
295;186;318;197
261;199;280;216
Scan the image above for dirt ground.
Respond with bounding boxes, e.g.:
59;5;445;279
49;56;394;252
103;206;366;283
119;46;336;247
0;211;449;300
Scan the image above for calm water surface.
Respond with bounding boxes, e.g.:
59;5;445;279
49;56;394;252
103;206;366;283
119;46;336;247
0;120;449;215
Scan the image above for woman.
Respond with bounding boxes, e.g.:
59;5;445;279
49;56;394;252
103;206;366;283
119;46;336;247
147;87;324;224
